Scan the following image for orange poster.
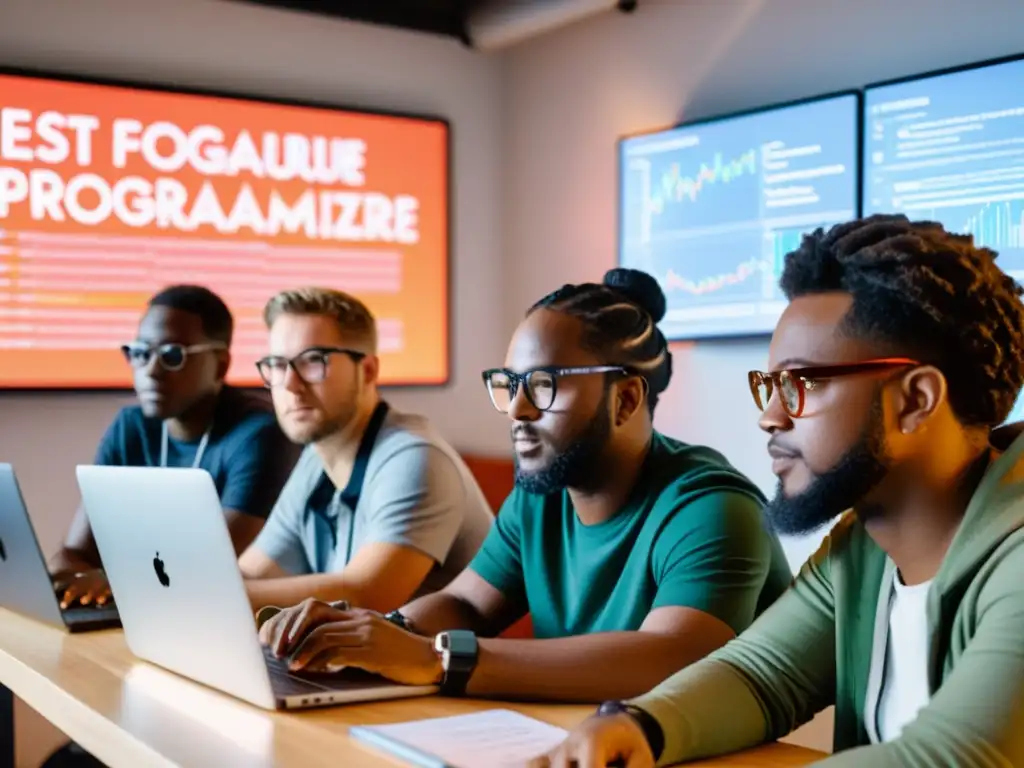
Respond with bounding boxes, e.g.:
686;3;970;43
0;72;449;388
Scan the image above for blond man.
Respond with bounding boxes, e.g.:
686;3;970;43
239;287;494;613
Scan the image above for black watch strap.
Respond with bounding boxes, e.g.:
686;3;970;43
435;630;478;696
597;700;665;761
383;609;414;633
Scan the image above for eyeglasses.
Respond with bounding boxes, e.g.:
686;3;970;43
482;365;630;413
255;346;366;388
748;358;919;418
120;341;226;372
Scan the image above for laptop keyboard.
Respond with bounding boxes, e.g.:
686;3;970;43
262;648;339;695
62;604;119;624
261;647;401;697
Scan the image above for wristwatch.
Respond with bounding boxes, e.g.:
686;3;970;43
597;700;665;761
433;630;478;696
383;609;415;634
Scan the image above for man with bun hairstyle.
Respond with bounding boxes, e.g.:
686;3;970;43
257;268;791;703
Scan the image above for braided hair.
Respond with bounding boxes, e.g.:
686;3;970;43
530;268;673;414
780;214;1024;427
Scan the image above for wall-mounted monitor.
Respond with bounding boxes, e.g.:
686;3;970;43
864;54;1024;286
0;70;449;389
1006;394;1024;425
618;92;860;341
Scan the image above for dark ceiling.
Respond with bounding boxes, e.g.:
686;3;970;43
233;0;487;44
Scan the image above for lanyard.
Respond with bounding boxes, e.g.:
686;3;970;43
160;422;213;469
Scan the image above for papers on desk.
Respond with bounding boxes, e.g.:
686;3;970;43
349;708;568;768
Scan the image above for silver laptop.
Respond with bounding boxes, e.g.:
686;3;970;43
0;464;121;632
75;464;439;710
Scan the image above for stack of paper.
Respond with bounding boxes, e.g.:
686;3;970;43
349;708;569;768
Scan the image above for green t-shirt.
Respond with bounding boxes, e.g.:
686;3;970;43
469;432;792;638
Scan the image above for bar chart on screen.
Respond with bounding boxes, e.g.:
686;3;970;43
864;55;1024;284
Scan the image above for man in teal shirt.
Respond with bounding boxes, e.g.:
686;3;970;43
258;268;791;702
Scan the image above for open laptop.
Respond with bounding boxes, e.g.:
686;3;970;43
75;464;440;711
0;464;121;632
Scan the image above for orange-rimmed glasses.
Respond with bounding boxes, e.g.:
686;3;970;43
748;358;919;418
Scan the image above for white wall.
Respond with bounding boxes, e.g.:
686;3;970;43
500;0;1024;752
502;0;1024;570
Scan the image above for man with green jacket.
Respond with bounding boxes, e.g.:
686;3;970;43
534;214;1024;767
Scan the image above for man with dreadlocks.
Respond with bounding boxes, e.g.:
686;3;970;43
536;214;1024;768
256;267;791;702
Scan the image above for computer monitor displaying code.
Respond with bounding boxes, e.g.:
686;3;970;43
864;55;1024;286
0;71;449;389
618;93;860;341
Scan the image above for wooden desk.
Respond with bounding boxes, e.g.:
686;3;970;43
0;609;826;767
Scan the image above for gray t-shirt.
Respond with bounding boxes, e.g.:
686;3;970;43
252;402;494;597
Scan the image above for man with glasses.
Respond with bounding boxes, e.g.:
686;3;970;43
238;287;493;613
536;215;1024;768
256;269;790;703
50;285;295;607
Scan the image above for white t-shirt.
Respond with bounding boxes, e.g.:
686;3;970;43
876;571;933;742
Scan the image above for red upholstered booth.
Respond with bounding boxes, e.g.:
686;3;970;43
460;454;534;639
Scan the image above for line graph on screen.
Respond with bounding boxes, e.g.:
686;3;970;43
648;149;757;213
657;226;806;308
620;92;857;339
663;257;762;297
627;148;758;244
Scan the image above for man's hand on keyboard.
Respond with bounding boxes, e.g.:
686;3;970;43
56;568;113;609
258;598;442;686
258;598;349;657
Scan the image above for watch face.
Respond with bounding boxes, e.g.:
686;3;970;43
443;630;478;657
434;633;448;654
598;701;627;716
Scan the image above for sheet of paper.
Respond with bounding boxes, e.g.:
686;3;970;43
354;708;568;767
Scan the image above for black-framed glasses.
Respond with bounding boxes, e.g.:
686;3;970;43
120;341;226;372
748;357;919;418
255;346;366;388
481;365;630;413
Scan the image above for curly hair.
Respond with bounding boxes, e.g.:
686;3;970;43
780;214;1024;427
530;268;672;414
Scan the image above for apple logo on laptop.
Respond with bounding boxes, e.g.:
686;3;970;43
0;537;6;562
153;552;170;587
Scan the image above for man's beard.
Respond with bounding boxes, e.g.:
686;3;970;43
300;417;348;445
764;396;891;536
514;394;613;495
283;394;360;446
